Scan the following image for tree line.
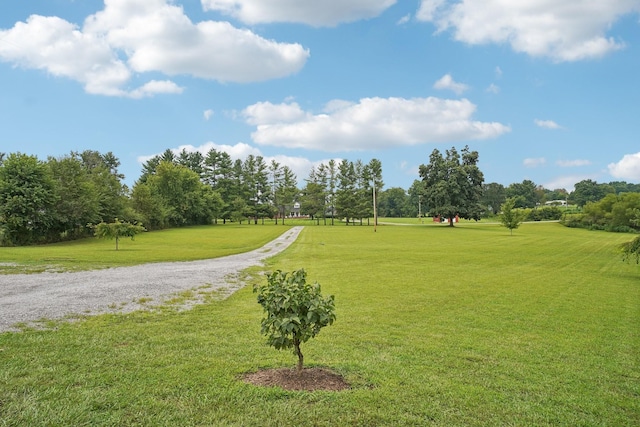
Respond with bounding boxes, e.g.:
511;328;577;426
1;147;638;246
0;151;127;246
0;149;384;246
136;148;384;228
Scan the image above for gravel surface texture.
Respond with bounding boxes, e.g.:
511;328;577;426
0;226;302;332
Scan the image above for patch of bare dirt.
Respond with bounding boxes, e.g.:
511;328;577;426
243;367;350;391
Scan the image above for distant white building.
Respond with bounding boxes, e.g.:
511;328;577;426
545;199;567;207
290;202;301;217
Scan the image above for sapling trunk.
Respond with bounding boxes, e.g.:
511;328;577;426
294;337;304;373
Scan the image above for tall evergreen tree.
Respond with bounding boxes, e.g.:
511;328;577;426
327;159;338;225
301;166;326;222
204;149;234;223
276;166;298;225
177;149;205;180
367;158;384;228
336;160;357;224
269;160;282;224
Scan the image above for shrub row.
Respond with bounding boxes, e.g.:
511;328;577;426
526;206;563;221
561;214;639;233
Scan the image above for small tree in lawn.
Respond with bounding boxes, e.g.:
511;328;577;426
254;269;336;373
93;218;145;250
500;197;526;235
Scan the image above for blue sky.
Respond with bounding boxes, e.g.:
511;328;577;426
1;0;639;191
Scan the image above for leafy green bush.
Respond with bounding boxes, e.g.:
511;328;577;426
527;206;563;221
606;225;638;233
560;213;584;228
254;269;336;372
561;193;640;233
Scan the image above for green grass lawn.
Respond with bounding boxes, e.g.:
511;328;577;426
0;224;287;274
378;216;502;225
1;222;638;426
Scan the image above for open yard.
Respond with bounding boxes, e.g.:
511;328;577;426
0;224;286;274
0;222;638;426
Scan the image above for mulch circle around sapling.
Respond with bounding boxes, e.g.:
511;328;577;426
243;367;350;391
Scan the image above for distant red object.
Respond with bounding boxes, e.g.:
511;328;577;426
433;215;459;223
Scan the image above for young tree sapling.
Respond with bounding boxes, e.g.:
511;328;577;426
254;269;336;373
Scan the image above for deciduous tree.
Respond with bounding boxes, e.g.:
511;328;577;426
506;180;537;208
132;161;222;228
482;182;506;215
0;153;57;245
570;179;615;207
47;155;100;239
93;218;145;250
378;187;409;218
419;146;484;226
75;150;128;223
499;197;527;235
254;269;336;373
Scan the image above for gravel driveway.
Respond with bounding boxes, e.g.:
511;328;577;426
0;226;303;332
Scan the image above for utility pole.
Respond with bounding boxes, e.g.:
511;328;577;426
372;179;377;232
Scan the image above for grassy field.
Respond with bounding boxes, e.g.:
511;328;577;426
0;224;286;274
1;222;638;426
378;216;492;225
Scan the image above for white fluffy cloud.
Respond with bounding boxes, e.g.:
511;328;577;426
201;0;396;26
242;96;510;151
138;142;262;165
556;159;591;167
0;0;309;97
86;1;309;82
523;157;546;168
243;101;308;126
608;152;640;181
0;15;131;96
417;0;640;61
433;74;469;95
137;142;329;184
534;119;563;129
129;80;185;99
